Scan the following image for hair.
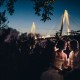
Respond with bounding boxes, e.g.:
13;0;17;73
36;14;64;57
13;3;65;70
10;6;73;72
55;39;66;50
69;39;79;51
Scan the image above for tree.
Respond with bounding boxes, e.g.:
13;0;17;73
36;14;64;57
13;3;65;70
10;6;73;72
0;0;17;27
0;0;56;27
32;0;56;22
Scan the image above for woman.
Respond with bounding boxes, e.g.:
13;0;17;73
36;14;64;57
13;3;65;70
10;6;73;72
53;39;68;70
41;39;68;80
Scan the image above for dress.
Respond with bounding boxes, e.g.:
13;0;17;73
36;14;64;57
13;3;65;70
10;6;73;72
41;69;63;80
41;51;67;80
54;58;64;70
54;51;67;70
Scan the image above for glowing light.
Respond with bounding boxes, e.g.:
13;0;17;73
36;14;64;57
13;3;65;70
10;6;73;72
35;36;37;40
42;36;45;39
46;34;51;38
31;22;36;35
62;10;71;35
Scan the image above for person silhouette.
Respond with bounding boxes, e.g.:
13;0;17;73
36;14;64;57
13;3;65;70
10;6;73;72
68;39;80;69
66;39;80;80
41;39;68;80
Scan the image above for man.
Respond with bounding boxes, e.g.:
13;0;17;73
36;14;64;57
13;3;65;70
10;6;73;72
67;39;80;80
68;39;80;69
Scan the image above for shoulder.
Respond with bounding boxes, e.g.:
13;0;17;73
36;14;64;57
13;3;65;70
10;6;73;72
69;51;75;60
77;49;80;56
63;52;67;55
69;51;74;56
62;52;67;57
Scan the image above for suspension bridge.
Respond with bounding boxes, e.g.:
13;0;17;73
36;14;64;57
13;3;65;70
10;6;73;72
30;10;80;38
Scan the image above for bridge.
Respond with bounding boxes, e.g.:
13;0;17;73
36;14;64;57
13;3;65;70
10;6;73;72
30;10;80;38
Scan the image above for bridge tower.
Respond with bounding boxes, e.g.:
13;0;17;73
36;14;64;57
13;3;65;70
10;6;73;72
60;10;71;36
31;22;36;35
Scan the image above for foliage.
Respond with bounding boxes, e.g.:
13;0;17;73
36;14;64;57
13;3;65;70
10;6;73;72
0;0;56;28
0;0;17;27
31;0;56;22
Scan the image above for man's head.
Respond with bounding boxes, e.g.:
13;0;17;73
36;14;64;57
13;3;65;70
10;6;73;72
68;39;79;51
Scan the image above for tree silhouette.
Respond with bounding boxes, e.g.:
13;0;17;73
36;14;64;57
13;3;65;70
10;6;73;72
0;0;56;27
0;0;17;27
32;0;56;22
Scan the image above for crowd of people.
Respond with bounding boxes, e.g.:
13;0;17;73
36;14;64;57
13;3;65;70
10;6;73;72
0;27;80;80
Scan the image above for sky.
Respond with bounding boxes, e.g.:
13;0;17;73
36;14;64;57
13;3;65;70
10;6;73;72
2;0;80;35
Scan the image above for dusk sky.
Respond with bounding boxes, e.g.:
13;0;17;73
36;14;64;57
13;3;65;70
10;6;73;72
5;0;80;34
